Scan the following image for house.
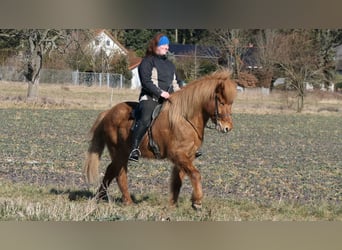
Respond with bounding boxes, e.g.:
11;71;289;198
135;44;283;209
88;29;128;57
87;30;143;88
241;44;260;70
169;43;260;70
128;56;142;89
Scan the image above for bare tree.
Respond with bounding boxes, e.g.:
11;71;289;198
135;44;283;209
0;29;72;99
311;29;342;89
257;30;320;112
277;31;320;112
209;29;251;78
255;29;279;74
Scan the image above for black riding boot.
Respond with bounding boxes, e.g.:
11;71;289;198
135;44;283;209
195;150;202;158
128;122;148;162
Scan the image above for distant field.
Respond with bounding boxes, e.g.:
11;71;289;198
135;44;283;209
0;82;341;220
1;81;342;113
0;81;139;110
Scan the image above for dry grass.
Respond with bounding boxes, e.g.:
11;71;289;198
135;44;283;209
1;181;338;221
0;81;139;110
234;89;342;115
1;81;342;115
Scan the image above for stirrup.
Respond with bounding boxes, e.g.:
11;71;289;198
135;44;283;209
128;148;141;162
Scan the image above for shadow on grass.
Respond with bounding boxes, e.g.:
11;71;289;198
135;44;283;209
95;194;150;205
49;188;150;204
49;188;94;201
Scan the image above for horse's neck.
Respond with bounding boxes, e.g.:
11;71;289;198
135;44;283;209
186;111;209;140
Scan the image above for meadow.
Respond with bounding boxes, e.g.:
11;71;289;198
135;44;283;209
0;82;341;220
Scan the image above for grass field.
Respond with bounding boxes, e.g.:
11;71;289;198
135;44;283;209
0;82;341;221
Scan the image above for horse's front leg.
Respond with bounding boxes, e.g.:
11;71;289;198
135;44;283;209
173;157;203;210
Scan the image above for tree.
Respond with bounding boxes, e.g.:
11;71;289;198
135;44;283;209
109;54;132;83
0;29;72;99
310;29;342;89
272;30;319;112
208;29;253;78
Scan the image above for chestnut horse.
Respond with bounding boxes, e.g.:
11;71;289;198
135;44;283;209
84;70;237;210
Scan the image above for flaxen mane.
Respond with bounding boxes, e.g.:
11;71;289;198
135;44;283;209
166;70;236;128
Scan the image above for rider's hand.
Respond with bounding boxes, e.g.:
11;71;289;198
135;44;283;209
160;91;170;99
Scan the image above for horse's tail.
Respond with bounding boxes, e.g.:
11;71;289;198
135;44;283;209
84;110;108;184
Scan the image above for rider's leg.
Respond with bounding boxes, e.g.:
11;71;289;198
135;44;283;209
128;99;157;162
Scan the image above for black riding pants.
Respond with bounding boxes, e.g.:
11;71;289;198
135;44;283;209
136;98;159;128
131;98;159;149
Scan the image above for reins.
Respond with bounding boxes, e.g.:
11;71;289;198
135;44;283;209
184;116;203;141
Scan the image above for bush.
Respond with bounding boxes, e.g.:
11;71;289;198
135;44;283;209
334;82;342;91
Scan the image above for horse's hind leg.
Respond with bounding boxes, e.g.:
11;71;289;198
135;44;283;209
169;166;186;207
96;162;117;201
115;162;133;205
97;159;133;205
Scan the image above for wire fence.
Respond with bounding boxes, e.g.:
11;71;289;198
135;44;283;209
0;67;128;88
70;71;125;88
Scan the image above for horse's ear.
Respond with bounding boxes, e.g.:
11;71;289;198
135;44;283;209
215;81;225;94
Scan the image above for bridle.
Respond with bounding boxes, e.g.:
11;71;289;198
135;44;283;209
213;95;232;126
183;94;233;138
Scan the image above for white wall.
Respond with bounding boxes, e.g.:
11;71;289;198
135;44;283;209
130;67;141;89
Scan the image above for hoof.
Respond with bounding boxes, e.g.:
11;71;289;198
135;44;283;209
95;191;109;203
191;203;202;211
122;198;133;206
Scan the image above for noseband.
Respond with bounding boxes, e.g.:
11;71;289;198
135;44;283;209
213;95;232;125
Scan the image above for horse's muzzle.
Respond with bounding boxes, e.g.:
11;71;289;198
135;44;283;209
216;123;232;133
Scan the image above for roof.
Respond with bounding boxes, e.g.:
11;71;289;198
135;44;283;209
128;56;142;70
169;44;221;58
241;46;259;67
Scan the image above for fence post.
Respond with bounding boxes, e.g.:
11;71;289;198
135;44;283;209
76;70;79;85
120;74;123;88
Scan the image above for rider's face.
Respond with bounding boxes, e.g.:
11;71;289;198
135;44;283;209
155;44;169;56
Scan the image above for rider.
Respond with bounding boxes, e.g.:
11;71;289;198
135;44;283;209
128;33;182;162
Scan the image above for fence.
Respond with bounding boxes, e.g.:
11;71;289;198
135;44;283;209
0;66;25;82
0;67;127;88
70;71;125;88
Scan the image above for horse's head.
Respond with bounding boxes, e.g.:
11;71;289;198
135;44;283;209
209;80;237;133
